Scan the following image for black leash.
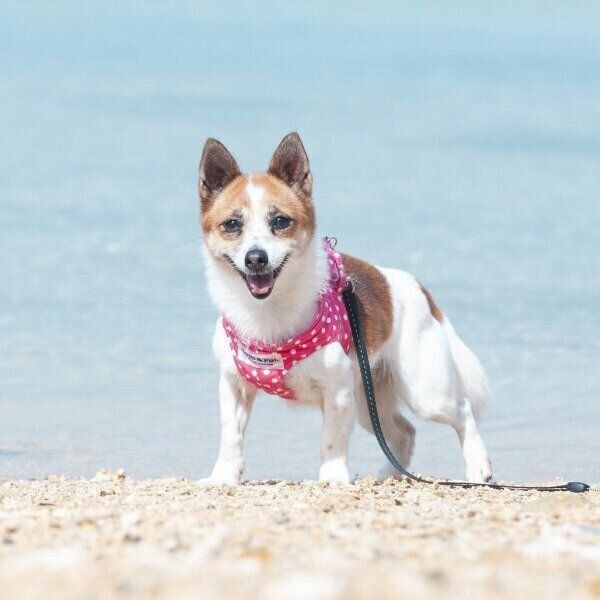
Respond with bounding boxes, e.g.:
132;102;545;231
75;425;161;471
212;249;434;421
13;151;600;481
341;279;590;493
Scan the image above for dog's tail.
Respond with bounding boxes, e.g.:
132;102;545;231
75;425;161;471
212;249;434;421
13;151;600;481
443;318;491;420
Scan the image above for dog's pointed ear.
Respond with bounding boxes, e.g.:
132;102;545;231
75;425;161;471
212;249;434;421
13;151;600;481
199;138;241;206
268;132;312;196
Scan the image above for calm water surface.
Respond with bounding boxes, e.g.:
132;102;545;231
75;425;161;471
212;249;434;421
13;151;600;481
2;2;599;482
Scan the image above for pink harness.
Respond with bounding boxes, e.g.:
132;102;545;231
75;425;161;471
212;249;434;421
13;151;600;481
222;238;352;400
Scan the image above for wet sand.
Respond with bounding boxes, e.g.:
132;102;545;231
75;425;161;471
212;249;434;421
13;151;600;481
0;471;599;599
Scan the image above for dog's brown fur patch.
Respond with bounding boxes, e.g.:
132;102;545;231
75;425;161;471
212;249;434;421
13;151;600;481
200;175;245;234
419;282;443;323
200;173;315;239
251;172;316;234
341;254;393;354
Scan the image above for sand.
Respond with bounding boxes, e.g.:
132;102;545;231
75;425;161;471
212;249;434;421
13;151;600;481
0;471;599;600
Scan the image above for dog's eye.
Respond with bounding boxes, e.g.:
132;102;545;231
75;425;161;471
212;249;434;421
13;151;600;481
222;218;242;234
272;215;292;231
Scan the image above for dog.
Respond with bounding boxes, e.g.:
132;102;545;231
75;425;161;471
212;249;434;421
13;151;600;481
198;132;493;486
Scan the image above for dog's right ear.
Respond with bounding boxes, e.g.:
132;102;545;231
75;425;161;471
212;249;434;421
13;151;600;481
199;138;241;207
268;132;312;197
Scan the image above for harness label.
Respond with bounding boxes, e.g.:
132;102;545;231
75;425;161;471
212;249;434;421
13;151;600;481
237;345;285;370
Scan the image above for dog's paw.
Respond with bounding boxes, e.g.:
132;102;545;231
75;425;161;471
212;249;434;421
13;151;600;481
319;461;350;486
377;463;404;482
196;475;240;487
466;456;493;484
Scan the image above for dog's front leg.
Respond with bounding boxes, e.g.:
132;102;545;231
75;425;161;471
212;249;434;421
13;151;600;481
319;370;355;485
199;371;256;486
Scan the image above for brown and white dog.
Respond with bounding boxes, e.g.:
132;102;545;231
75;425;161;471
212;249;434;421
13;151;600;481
198;132;493;485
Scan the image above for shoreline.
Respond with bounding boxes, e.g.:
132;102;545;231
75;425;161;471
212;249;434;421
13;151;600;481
1;471;599;599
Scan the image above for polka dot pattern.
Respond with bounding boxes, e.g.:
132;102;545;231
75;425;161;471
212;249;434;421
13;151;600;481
222;238;352;400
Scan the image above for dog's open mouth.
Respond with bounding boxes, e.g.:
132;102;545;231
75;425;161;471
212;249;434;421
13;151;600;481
230;257;288;299
244;271;277;298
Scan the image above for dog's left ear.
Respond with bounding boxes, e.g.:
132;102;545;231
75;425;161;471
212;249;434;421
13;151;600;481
268;132;312;196
199;138;241;208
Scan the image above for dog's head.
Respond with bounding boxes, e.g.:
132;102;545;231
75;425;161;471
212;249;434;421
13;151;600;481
199;132;316;299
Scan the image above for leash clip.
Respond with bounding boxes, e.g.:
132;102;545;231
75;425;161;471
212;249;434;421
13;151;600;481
566;481;590;493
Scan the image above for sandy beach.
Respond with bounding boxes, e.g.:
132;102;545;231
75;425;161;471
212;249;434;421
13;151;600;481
0;471;598;599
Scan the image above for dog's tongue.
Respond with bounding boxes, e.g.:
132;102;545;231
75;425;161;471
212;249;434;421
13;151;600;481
246;272;275;295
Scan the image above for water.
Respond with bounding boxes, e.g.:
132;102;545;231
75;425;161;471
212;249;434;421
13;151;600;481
2;2;599;483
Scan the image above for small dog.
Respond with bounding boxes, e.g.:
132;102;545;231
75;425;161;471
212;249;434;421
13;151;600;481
198;132;493;485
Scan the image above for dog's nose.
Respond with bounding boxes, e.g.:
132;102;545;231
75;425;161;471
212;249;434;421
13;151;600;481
245;248;269;272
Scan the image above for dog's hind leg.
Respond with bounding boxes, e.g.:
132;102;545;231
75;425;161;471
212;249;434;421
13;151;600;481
400;319;493;483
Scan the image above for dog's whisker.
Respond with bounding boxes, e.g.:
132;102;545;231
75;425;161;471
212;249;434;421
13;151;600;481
174;237;202;249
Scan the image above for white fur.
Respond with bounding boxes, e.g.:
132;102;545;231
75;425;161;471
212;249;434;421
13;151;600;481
200;237;493;486
245;178;264;207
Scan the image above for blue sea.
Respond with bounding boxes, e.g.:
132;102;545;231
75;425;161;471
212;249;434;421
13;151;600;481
2;2;599;483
